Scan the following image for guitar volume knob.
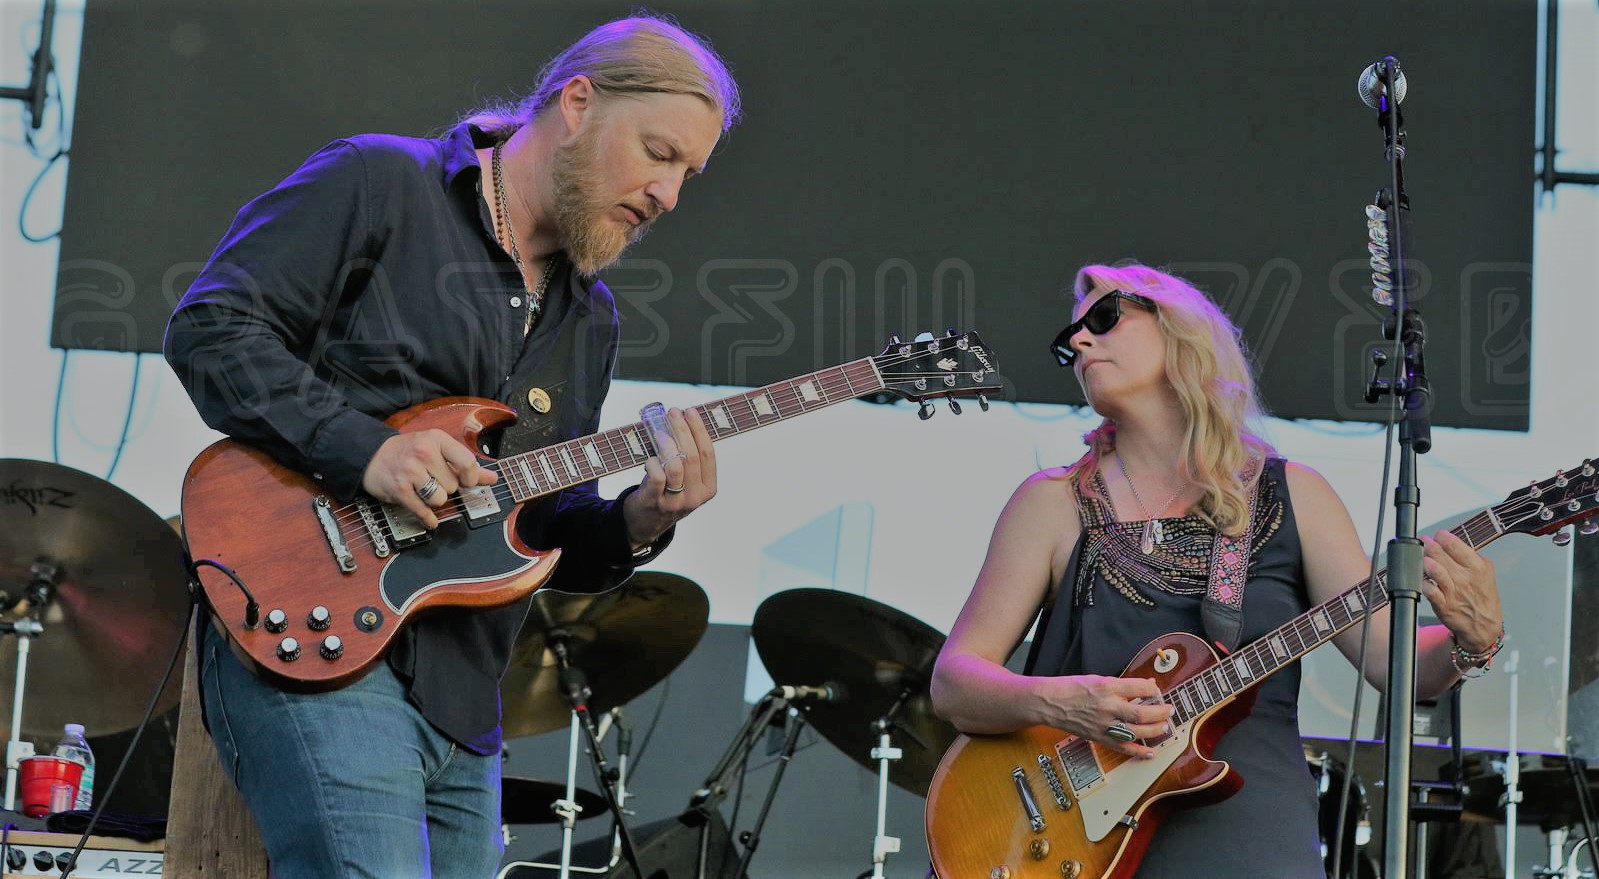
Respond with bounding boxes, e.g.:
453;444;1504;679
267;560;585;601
264;609;288;633
276;637;301;662
308;606;332;631
319;635;344;660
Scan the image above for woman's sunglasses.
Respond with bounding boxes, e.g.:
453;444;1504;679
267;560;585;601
1049;290;1157;367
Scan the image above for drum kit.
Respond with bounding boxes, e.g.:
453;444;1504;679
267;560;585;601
0;459;190;814
1300;735;1599;879
494;583;959;879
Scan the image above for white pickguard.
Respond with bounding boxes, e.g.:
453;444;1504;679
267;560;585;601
1075;722;1193;842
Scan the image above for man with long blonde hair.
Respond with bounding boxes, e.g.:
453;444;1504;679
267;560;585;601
165;15;739;877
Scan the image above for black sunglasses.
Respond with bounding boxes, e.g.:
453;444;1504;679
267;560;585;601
1049;290;1157;366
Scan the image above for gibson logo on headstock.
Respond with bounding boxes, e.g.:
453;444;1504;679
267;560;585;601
0;482;75;516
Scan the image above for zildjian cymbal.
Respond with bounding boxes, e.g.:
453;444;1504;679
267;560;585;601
500;572;709;738
0;459;190;736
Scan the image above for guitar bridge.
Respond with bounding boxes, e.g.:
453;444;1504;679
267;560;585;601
313;496;357;573
355;499;391;557
1011;767;1046;832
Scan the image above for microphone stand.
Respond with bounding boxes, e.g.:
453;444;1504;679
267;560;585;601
688;693;788;879
1360;56;1433;879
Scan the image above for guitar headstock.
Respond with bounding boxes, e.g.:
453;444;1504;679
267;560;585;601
1494;458;1599;542
872;330;1001;416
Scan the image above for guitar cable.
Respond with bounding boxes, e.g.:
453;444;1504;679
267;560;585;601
189;558;260;629
57;572;198;878
1329;283;1407;879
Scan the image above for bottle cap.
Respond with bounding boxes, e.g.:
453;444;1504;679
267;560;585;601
64;723;84;736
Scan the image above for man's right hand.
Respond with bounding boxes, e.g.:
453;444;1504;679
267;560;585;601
360;430;498;528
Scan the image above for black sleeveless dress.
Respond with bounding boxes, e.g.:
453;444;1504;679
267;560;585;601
1025;457;1324;878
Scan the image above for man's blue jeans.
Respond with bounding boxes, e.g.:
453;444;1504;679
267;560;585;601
199;624;503;878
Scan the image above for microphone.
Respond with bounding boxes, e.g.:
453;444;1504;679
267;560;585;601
771;682;848;704
1357;60;1408;110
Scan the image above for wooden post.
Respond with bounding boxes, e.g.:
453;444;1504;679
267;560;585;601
164;612;270;878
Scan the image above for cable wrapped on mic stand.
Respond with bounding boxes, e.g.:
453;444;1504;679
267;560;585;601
1349;56;1437;879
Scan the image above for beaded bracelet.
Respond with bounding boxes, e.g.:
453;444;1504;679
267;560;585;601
1450;624;1506;679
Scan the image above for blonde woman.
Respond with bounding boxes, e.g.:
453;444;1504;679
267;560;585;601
929;263;1504;877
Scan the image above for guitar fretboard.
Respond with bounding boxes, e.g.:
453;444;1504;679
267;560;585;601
493;358;884;502
1163;507;1507;726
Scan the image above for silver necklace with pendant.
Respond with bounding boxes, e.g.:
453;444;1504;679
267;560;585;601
1117;453;1189;555
491;143;559;336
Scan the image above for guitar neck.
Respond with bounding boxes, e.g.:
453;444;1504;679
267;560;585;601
494;357;884;502
1163;508;1505;726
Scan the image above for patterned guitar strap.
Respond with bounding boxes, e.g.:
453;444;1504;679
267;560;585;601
1200;453;1266;654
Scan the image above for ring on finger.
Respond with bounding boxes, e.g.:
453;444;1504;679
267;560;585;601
1106;723;1137;743
671;451;688;460
664;482;686;494
415;475;441;502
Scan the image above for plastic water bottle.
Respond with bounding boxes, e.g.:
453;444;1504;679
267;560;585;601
50;723;94;811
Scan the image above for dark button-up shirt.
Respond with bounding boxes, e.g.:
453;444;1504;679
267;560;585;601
165;122;668;753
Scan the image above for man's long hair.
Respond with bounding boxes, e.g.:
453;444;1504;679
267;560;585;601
1071;262;1274;536
463;14;742;138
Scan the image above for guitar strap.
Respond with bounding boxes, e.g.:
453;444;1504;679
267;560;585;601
1020;452;1268;675
1199;453;1266;653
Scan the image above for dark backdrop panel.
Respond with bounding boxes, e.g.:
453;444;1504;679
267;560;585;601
54;0;1536;429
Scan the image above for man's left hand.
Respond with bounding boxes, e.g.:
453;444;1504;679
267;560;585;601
624;406;716;548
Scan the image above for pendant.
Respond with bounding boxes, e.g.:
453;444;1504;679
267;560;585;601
1140;519;1156;555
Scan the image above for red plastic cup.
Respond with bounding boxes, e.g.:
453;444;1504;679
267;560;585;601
18;756;83;817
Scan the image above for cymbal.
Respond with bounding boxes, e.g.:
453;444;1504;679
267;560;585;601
0;459;190;736
501;776;608;825
751;588;957;797
1460;751;1599;827
500;572;709;738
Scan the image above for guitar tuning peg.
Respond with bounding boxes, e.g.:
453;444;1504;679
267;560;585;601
946;395;962;415
917;401;936;421
1553;528;1573;547
977;393;990;412
1582;519;1599;536
945;327;958;337
889;335;902;346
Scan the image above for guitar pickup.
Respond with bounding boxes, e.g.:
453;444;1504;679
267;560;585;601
458;484;505;525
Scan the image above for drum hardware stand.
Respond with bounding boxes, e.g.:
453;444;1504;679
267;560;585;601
1504;651;1524;879
2;558;59;811
867;687;914;879
506;632;643;879
1559;737;1599;879
494;708;631;878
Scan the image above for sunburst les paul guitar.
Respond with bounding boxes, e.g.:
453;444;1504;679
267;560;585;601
925;458;1599;879
181;331;999;690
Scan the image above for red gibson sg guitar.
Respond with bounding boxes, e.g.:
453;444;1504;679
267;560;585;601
181;331;999;690
925;458;1599;879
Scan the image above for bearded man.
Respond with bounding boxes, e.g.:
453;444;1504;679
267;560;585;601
163;16;739;877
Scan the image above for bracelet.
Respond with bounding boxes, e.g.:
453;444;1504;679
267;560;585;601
1449;624;1506;679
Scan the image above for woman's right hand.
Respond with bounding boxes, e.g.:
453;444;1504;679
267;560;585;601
1036;674;1175;759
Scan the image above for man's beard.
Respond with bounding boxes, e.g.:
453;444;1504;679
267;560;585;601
550;127;652;276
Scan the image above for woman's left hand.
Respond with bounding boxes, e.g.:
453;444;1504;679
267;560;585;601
1421;530;1503;654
